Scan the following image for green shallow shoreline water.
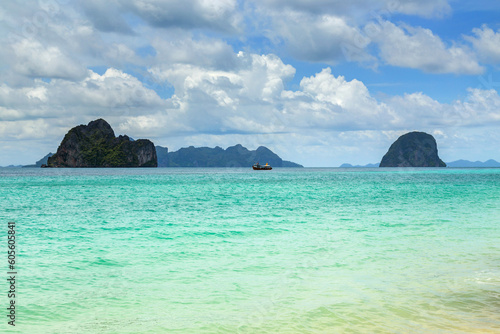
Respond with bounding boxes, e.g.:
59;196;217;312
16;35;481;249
1;168;499;333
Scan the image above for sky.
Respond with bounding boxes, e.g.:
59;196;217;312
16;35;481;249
1;0;500;167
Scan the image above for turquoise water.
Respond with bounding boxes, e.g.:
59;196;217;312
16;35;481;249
1;167;499;333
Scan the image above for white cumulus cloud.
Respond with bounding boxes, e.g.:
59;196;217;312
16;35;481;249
268;11;373;64
465;25;500;64
11;39;87;80
367;21;483;74
257;0;451;19
122;0;242;33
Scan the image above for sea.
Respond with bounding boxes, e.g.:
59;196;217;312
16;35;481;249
0;167;499;333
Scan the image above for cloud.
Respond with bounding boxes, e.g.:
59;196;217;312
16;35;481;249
122;0;242;33
367;21;483;74
0;68;167;124
465;25;500;64
281;68;394;130
394;0;451;18
269;11;373;64
0;67;172;163
3;48;489;145
388;88;500;128
147;53;500;141
454;88;500;125
11;39;87;80
0;118;53;140
58;68;167;110
0;0;472;84
145;52;296;135
79;0;243;34
0;1;147;85
257;0;451;19
247;1;374;64
79;0;134;34
247;0;453;65
150;52;295;103
151;35;239;71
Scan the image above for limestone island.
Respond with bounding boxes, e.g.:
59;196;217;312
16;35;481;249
380;131;446;167
155;144;302;168
46;119;157;167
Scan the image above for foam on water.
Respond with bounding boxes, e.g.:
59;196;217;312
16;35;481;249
1;167;499;333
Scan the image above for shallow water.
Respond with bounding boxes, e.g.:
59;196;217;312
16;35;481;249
1;167;499;333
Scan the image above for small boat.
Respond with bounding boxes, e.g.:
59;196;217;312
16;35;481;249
253;162;272;170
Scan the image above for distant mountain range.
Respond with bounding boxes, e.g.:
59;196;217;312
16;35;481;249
339;163;380;168
156;144;303;167
10;157;500;169
340;159;500;168
19;144;302;168
446;159;500;167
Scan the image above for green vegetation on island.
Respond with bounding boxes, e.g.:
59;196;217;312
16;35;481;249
47;119;157;167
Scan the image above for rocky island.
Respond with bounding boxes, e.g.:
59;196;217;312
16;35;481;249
46;119;157;167
155;144;302;167
380;131;446;167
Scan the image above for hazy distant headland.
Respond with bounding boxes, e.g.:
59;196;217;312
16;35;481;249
446;159;500;168
22;153;53;168
340;163;380;168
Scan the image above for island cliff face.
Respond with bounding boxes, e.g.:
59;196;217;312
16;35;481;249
47;119;157;167
380;132;446;167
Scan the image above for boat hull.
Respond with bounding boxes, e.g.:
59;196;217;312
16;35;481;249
252;166;272;170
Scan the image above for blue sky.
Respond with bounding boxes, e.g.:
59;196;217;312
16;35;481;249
1;0;500;167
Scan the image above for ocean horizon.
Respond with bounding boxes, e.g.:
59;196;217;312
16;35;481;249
1;167;499;333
